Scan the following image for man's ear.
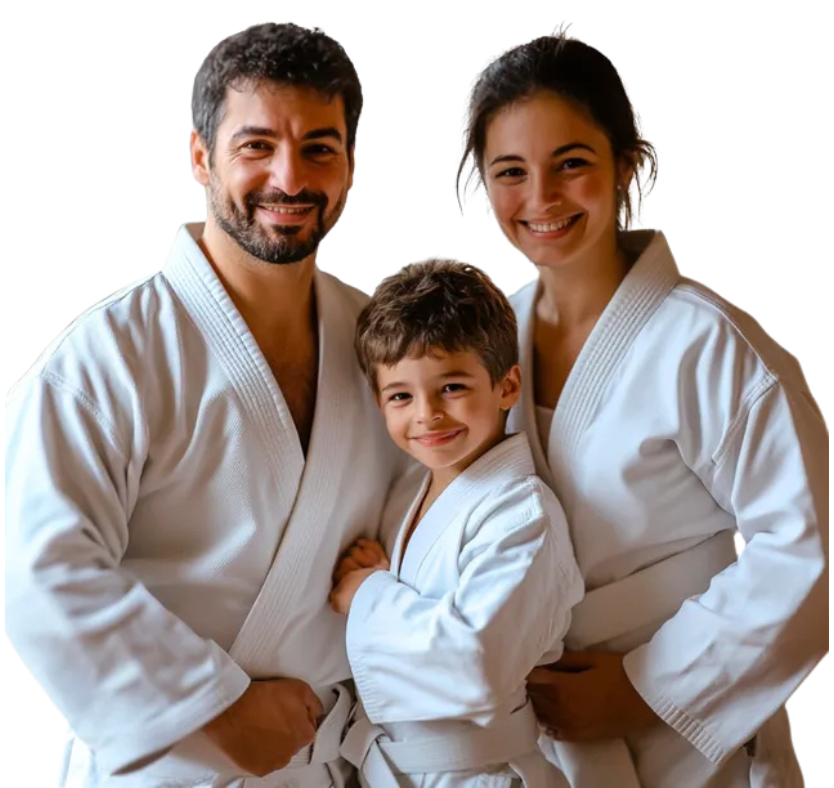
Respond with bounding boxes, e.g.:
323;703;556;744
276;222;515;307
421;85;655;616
191;130;211;187
347;145;355;191
500;364;522;411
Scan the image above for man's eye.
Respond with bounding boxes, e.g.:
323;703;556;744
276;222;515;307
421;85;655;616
243;141;270;150
305;144;336;156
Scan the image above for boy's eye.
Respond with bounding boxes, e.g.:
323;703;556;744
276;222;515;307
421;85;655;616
388;392;411;403
442;383;467;394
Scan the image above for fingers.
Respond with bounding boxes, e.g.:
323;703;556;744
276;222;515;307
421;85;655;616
549;650;597;673
333;557;362;583
527;666;560;685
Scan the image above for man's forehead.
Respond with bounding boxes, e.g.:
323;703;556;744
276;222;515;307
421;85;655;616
220;81;347;134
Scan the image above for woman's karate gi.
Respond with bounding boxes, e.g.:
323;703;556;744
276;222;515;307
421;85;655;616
341;433;584;787
509;230;828;788
5;224;402;787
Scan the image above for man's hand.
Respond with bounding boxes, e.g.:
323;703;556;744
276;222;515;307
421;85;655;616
329;567;378;614
203;678;323;777
527;651;660;741
333;538;390;584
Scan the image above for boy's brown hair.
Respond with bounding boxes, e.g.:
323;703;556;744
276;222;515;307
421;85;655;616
355;259;519;393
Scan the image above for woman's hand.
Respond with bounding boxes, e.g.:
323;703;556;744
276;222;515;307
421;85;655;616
527;651;659;741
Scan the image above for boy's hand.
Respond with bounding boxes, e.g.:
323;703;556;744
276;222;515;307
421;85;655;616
329;567;378;615
333;538;390;584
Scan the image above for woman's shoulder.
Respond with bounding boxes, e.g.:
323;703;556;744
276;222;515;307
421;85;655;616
663;276;794;380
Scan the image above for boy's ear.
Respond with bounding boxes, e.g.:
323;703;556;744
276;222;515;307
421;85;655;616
499;364;522;411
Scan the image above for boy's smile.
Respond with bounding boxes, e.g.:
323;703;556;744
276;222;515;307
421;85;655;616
376;349;521;485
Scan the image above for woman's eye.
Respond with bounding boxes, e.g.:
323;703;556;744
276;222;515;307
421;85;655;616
496;167;526;179
559;157;589;171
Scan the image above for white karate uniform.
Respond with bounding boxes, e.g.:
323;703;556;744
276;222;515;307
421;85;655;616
508;230;829;787
5;224;402;787
341;433;584;787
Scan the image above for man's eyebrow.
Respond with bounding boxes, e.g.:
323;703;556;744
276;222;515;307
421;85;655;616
230;126;277;143
302;127;343;143
488;142;596;167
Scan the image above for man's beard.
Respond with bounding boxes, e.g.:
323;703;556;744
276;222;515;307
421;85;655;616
209;181;346;265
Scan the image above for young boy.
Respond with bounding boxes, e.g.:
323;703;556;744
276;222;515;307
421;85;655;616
329;260;583;787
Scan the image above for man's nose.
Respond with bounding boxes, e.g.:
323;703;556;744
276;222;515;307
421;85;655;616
268;150;308;198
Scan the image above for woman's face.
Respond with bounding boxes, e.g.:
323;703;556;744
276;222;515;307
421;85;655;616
483;90;624;270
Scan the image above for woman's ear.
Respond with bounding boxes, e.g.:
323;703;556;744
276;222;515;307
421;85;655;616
617;155;635;194
499;364;523;411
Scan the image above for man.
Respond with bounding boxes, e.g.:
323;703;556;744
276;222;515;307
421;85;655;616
5;22;400;787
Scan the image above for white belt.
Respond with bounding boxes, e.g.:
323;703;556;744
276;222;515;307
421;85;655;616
567;530;737;652
286;683;351;768
341;701;541;787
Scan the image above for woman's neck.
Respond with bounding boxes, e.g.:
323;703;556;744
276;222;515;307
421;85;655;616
536;233;629;330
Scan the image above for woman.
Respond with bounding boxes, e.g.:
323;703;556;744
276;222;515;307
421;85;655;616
458;34;828;787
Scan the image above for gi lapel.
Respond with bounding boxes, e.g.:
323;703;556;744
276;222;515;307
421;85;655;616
162;224;306;521
391;474;431;579
508;280;557;492
398;435;535;585
546;231;680;508
225;269;370;674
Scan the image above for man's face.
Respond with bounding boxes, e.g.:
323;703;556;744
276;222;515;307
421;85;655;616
200;81;354;265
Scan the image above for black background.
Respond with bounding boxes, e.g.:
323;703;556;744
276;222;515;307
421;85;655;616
5;10;830;785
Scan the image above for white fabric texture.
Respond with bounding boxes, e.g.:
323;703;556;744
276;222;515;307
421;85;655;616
345;433;582;787
5;224;402;787
509;229;828;787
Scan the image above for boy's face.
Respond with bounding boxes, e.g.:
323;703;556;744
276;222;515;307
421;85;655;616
375;349;521;481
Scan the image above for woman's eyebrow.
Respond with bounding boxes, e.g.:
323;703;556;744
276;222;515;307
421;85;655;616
488;142;596;167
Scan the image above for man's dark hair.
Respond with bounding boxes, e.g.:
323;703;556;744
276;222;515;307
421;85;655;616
192;22;362;156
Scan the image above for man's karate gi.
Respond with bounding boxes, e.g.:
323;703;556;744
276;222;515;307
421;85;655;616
508;230;829;788
340;433;584;787
5;224;401;787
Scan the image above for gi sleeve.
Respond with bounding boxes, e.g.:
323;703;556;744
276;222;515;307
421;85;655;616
346;482;583;724
624;374;828;765
5;375;250;775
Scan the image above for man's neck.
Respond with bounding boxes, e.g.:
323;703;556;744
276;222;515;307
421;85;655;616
199;219;317;348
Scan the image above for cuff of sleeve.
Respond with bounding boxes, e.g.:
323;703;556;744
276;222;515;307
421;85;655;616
95;643;251;776
623;645;732;766
346;570;399;722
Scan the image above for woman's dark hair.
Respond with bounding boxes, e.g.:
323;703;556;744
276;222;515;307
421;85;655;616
193;22;362;158
458;32;657;229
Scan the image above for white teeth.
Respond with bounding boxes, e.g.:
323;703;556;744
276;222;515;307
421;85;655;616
260;205;309;214
528;216;576;233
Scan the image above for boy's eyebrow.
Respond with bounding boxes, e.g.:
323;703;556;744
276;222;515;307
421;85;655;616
378;370;475;393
